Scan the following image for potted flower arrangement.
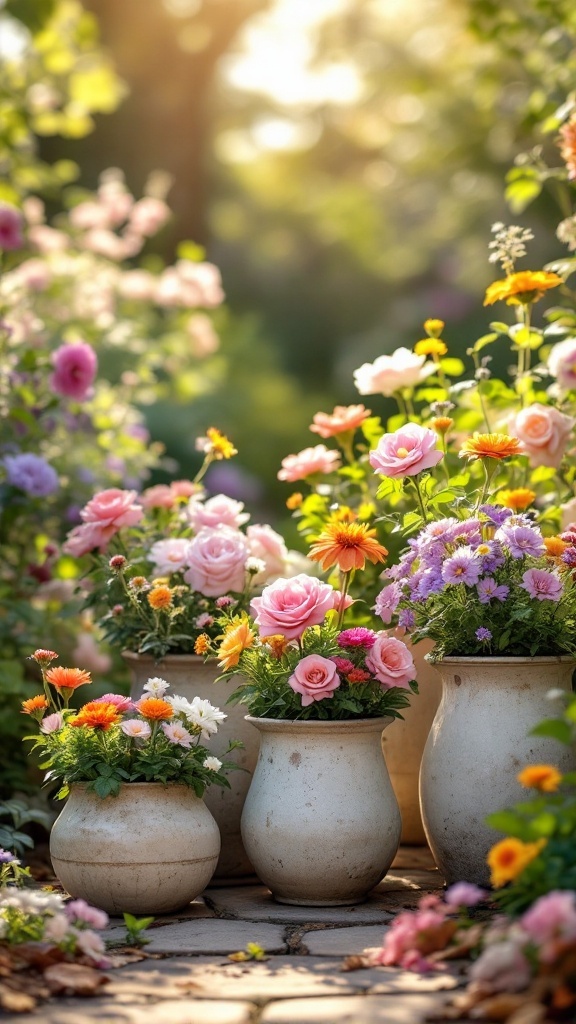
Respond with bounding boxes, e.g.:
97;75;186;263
63;427;303;881
201;554;419;906
23;648;236;914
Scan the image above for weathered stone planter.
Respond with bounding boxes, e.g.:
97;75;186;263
241;716;401;906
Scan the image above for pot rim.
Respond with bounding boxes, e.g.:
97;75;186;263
68;781;200;791
244;715;395;732
437;655;576;665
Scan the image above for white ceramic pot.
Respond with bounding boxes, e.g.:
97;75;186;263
50;782;220;914
419;657;576;886
381;637;441;845
241;716;401;906
123;652;259;882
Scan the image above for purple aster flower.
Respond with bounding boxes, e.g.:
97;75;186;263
480;504;513;526
475;540;505;573
562;547;576;567
445;882;487;908
446;519;483;547
560;530;576;546
0;848;18;863
495;524;545;559
475;627;492;641
477;578;509;604
4;453;59;497
374;583;402;624
520;569;564;602
337;627;377;648
416;568;444;599
441;546;482;586
398;608;416;629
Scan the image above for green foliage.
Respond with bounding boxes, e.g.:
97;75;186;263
122;912;154;947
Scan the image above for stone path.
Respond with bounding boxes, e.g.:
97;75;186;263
19;848;470;1024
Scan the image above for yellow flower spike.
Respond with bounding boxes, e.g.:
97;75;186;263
194;634;210;655
517;764;563;793
424;319;445;337
487;837;547;888
414;338;448;357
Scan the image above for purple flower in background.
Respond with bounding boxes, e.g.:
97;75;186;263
475;627;492;641
50;341;97;402
398;609;416;629
521;569;564;602
445;883;487;907
495;524;545;559
337;627;377;648
442;547;482;586
475;540;505;573
4;453;59;497
480;504;513;526
374;583;403;623
562;547;576;568
0;202;24;250
477;578;509;604
0;848;18;864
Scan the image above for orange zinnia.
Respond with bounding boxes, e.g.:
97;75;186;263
459;433;522;461
147;585;173;610
45;666;92;692
517;764;563;793
497;487;536;511
309;522;388;572
484;270;562;306
69;701;121;731
487;837;546;888
217;619;256;670
136;697;174;721
21;695;49;715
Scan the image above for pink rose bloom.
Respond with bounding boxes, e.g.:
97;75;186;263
63;521;110;557
129;197;170;237
309;404;371;439
50;342;98;402
521;891;576;960
278;445;341;483
354;348;435;397
170;480;200;499
64;489;143;557
40;713;64;734
187;494;250;531
148;538;190;576
510;403;574;468
176;260;225;308
0;202;24;250
369;424;443;478
365;633;416;690
520;568;563;602
184;526;249;596
141;484;175;510
469;941;532;993
121;719;152;739
288;654;340;706
247;524;288;583
251;573;338;640
548;338;576;391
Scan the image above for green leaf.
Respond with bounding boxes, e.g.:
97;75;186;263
439;357;465;376
530;719;572;744
6;0;56;33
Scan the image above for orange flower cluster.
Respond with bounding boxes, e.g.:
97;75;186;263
487;836;547;888
136;697;174;721
147;585;173;610
309;521;388;572
459;433;522;461
517;764;563;793
69;701;121;731
497;487;536;511
217;619;256;670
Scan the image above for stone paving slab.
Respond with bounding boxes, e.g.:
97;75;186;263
260;992;456;1023
143;918;287;954
14;998;255;1024
203;886;396;925
301;925;390;956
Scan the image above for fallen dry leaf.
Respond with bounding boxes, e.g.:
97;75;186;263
0;983;37;1013
43;962;109;997
341;955;372;972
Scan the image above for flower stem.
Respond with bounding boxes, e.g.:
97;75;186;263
411;474;429;523
337;571;352;629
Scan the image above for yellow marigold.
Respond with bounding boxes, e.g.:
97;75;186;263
217;620;255;670
309;521;388;572
517;764;563;793
484;270;562;306
136;697;174;721
423;318;445;337
194;634;210;655
544;536;569;558
286;492;303;510
414;338;448;357
69;701;121;731
497;488;536;512
147;585;173;610
21;695;49;716
430;416;453;434
206;427;237;460
459;432;522;461
264;635;288;659
487;836;547;888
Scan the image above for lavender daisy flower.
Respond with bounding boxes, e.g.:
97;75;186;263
417;568;445;599
446;519;483;547
520;569;563;602
495;524;545;559
562;547;576;568
475;540;505;573
4;453;59;497
480;504;513;526
398;609;416;629
477;578;509;604
441;546;482;586
475;627;492;641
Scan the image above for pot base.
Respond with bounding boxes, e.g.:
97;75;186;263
274;894;367;907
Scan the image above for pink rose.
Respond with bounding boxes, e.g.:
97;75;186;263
63;521;108;557
354;348;435;397
548;338;576;391
0;202;24;251
288;654;340;707
278;445;341;483
187;494;250;531
50;342;98;402
148;539;190;576
369;424;443;478
141;484;174;510
63;489;143;556
251;573;338;640
128;197;170;237
510;403;574;468
309;404;371;439
184;526;248;596
247;524;288;583
365;633;416;690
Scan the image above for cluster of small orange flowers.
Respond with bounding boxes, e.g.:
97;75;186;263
147;585;173;610
69;701;121;731
544;537;569;559
286;492;303;510
497;487;536;511
518;764;563;793
136;697;174;721
194;634;210;655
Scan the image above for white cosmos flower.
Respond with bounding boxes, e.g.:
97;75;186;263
186;697;227;739
203;756;222;771
1;889;64;914
143;676;170;697
168;694;195;717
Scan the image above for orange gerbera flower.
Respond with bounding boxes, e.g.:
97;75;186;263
487;836;546;888
459;433;522;461
544;537;568;558
21;695;49;716
484;270;562;306
45;666;92;692
69;701;121;731
217;619;256;670
497;487;536;511
136;697;174;721
147;585;173;610
517;764;563;793
194;634;210;655
309;522;388;572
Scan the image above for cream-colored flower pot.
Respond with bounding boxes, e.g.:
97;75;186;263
123;652;259;882
241;716;401;906
50;783;220;914
419;657;576;886
381;637;441;844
